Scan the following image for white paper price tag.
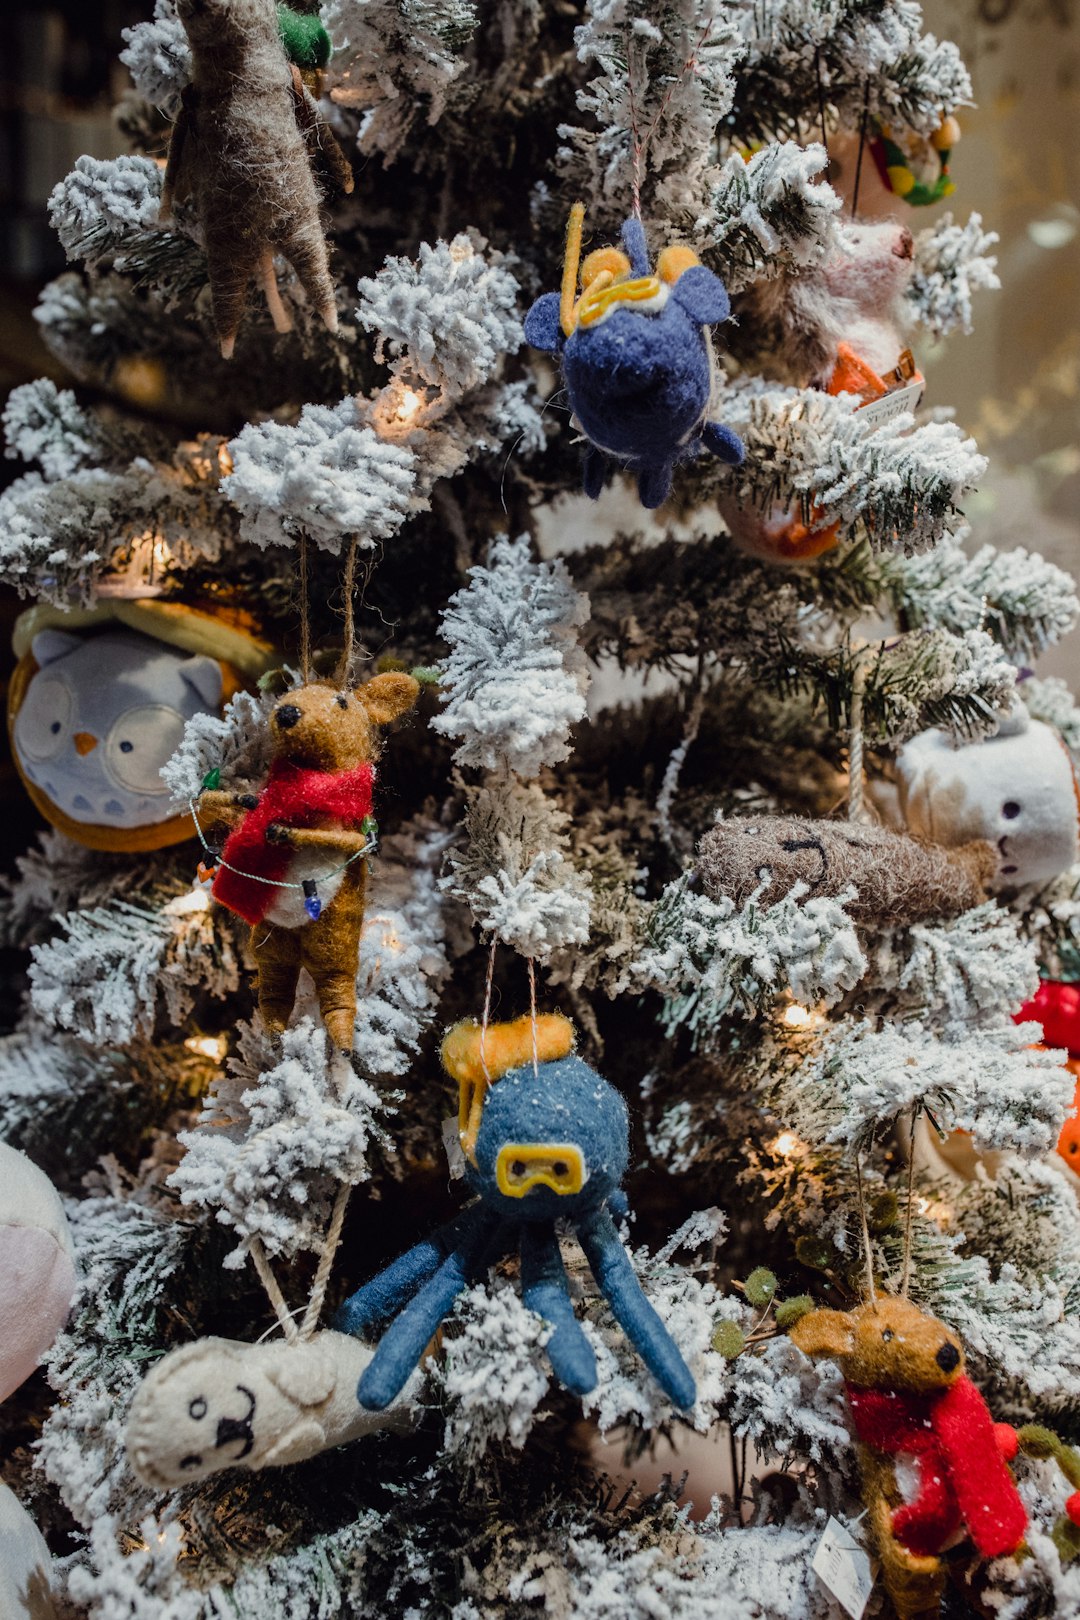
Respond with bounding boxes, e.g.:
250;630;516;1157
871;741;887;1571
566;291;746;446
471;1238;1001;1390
811;1516;878;1620
856;377;925;429
442;1116;467;1180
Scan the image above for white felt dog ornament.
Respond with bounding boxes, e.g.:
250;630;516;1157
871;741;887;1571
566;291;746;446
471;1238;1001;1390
897;703;1080;890
126;1330;416;1488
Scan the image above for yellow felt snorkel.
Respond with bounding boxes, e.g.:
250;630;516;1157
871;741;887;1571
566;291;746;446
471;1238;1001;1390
495;1143;586;1199
558;204;702;336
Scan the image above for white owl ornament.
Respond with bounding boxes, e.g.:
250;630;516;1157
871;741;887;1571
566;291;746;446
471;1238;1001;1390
8;600;276;852
896;702;1080;889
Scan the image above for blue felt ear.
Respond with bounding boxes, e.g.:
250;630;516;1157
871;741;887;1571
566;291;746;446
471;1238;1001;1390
523;293;564;354
31;629;82;668
179;655;223;710
670;265;731;326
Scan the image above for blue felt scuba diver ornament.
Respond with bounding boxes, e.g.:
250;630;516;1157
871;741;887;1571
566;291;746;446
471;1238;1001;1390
523;203;744;509
334;1014;696;1413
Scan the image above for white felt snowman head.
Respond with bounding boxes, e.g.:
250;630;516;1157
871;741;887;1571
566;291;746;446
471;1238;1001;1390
896;703;1080;889
12;627;221;845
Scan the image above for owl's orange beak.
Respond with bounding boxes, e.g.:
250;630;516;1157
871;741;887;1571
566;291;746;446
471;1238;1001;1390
73;732;99;755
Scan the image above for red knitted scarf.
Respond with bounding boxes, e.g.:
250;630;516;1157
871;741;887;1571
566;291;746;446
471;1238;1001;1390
847;1376;1026;1559
212;758;374;926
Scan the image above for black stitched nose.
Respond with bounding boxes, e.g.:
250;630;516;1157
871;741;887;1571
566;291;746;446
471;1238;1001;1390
936;1341;960;1373
275;704;301;730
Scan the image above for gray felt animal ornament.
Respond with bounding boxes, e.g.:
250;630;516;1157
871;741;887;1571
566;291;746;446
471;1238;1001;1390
163;0;354;358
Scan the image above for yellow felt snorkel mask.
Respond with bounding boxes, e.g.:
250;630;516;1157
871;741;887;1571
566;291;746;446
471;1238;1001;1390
559;202;702;337
495;1143;586;1199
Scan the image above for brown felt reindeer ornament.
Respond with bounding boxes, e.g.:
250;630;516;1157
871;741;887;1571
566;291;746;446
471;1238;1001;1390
163;0;354;358
199;672;419;1049
791;1297;1027;1619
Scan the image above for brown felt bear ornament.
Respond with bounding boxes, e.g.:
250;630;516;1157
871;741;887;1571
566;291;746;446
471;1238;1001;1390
200;673;419;1049
791;1297;1027;1619
163;0;354;358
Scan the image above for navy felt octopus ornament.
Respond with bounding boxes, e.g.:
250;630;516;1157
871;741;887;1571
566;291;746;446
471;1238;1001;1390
524;203;744;509
334;1014;696;1413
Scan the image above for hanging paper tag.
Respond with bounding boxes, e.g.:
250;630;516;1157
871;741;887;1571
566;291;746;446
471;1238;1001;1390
811;1517;878;1620
442;1117;467;1180
856;377;925;429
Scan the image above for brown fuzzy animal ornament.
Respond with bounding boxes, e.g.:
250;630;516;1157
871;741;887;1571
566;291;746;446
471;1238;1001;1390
199;673;419;1049
791;1297;1027;1619
697;816;995;927
163;0;354;358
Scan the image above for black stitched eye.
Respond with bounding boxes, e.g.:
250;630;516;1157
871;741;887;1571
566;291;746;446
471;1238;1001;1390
511;1160;526;1177
120;740;134;753
189;1396;208;1420
553;1161;568;1177
180;1453;202;1470
881;1329;894;1342
50;721;60;735
336;695;348;709
1002;801;1021;819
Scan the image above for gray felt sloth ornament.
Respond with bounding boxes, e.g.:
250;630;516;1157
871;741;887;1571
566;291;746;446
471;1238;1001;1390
163;0;354;358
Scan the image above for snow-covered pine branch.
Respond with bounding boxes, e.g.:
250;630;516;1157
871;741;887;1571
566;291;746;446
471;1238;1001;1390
119;0;191;115
772;1017;1073;1156
48;154;163;265
715;380;987;555
432;534;590;777
29;884;242;1044
325;0;480;164
441;777;592;962
224;399;417;554
163;688;275;808
561;0;744;217
171;1018;392;1267
729;0;971;143
3;378;160;482
908;212;1000;339
863;902;1040;1031
695;142;843;291
883;531;1079;663
356;233;522;398
627;874;866;1043
353;814;453;1077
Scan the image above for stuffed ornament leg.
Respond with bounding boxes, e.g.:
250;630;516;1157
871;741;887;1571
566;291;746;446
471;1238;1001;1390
300;865;366;1050
520;1222;597;1396
355;1206;504;1411
577;1207;696;1410
334;1204;492;1339
251;922;303;1035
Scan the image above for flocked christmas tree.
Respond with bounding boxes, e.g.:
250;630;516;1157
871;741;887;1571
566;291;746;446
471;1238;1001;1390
5;0;1080;1614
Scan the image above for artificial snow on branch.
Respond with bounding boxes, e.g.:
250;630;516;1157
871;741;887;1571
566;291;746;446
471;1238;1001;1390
562;0;744;216
882;530;1079;663
49;154;163;265
119;0;191;114
715;380;987;555
772;1017;1073;1156
908;211;1000;339
325;0;480;164
356;233;522;397
696;141;843;291
627;874;866;1043
432;534;590;777
441;777;592;961
171;1018;391;1267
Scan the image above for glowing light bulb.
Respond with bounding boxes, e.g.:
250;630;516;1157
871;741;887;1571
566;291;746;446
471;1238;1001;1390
782;1003;814;1030
185;1034;227;1061
773;1131;799;1158
217;442;234;476
163;887;212;916
396;387;423;424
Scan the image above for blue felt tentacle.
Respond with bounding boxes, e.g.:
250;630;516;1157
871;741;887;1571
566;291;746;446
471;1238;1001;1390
333;1204;487;1340
577;1207;696;1411
637;462;673;510
357;1208;504;1411
520;1223;597;1396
